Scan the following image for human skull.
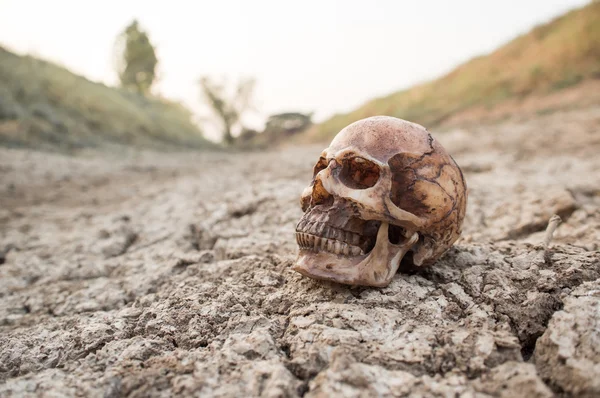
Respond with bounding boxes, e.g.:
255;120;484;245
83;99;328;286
294;116;467;287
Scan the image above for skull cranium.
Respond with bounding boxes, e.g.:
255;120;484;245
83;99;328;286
294;116;467;287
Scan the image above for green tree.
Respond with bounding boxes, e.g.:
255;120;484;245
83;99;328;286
199;77;255;145
114;20;158;94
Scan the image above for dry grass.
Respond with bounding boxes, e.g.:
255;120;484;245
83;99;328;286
0;46;215;152
310;1;600;142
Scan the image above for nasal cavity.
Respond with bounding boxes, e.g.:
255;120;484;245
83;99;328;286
339;157;380;189
311;179;334;206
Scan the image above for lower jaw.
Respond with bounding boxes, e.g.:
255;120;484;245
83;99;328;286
293;249;367;286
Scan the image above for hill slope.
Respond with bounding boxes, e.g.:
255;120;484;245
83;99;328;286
0;46;215;152
311;1;600;142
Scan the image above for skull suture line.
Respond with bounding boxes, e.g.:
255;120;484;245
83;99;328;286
294;116;467;287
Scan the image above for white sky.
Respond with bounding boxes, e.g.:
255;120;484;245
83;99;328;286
0;0;591;140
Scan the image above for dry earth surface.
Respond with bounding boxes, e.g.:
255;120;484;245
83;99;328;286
1;107;599;397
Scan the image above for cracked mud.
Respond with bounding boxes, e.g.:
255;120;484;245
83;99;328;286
1;107;600;397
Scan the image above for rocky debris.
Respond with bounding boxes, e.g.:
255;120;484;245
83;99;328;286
473;362;553;398
1;107;600;396
534;279;600;397
179;223;218;251
0;244;13;265
100;224;138;258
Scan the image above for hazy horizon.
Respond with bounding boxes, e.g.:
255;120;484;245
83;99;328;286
0;0;591;140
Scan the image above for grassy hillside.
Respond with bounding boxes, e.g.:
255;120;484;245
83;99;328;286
311;1;600;142
0;46;215;152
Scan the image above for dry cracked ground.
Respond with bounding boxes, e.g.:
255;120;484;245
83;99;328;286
1;107;599;397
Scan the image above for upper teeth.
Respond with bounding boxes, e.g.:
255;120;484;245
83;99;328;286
295;232;364;256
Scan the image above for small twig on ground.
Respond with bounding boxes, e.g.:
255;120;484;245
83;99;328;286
543;214;562;249
543;214;562;264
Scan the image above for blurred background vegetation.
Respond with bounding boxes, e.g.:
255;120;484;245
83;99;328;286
0;1;599;152
309;1;600;142
114;20;158;95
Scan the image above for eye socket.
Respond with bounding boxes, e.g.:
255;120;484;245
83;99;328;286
312;157;328;178
339;157;380;189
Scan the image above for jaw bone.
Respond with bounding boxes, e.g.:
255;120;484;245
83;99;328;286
293;222;418;287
